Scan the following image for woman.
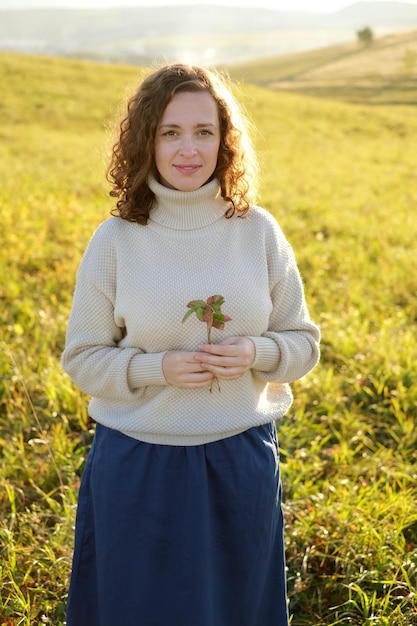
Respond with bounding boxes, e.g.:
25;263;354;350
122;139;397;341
62;63;320;626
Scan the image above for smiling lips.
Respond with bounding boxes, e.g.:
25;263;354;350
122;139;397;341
174;164;202;174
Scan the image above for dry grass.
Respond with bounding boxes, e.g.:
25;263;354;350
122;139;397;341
227;28;417;105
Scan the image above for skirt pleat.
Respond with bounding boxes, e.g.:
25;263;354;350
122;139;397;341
66;422;289;626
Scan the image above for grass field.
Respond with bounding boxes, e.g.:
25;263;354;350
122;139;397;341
0;49;417;625
228;28;417;105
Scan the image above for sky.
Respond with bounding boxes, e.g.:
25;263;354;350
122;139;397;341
4;0;417;12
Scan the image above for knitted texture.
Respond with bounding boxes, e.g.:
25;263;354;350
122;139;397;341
62;178;320;445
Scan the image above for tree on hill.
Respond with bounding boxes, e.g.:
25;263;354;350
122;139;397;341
357;26;374;45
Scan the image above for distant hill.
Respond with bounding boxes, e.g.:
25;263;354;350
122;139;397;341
1;2;417;66
227;28;417;105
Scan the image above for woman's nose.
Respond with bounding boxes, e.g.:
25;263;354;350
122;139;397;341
179;136;197;156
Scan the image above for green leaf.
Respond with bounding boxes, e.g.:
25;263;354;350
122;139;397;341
203;306;214;324
187;299;207;309
182;309;195;323
207;295;224;305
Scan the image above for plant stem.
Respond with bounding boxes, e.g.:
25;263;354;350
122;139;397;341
206;323;220;392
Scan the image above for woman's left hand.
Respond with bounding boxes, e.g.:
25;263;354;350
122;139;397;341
194;336;256;381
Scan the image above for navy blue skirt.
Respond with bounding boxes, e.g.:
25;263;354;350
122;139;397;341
66;422;289;626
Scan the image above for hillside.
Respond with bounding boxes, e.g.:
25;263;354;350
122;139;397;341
227;27;417;105
1;2;417;66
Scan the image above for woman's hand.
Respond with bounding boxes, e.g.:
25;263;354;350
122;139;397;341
162;351;215;389
194;336;256;381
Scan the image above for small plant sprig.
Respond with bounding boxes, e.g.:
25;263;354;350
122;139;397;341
182;295;232;343
182;295;232;391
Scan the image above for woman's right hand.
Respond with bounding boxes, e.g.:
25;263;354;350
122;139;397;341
162;351;215;389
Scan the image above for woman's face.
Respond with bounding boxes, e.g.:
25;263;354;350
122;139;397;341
154;90;221;191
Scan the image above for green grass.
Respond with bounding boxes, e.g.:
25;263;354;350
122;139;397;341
1;51;417;625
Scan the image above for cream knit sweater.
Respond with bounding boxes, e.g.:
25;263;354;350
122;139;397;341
62;177;320;445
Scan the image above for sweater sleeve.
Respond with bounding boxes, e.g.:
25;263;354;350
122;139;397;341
249;216;320;383
61;222;167;401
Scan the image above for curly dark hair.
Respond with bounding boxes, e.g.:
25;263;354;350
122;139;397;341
107;64;259;225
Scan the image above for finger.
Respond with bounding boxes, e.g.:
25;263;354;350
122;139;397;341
196;351;253;369
176;372;214;387
179;366;213;379
197;344;238;357
201;363;245;380
195;345;240;365
195;353;235;368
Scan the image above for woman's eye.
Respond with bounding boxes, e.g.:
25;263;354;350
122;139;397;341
163;130;177;137
199;129;213;136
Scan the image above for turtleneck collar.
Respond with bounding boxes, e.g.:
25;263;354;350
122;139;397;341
148;176;229;231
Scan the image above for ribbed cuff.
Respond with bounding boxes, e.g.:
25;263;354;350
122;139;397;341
248;336;280;373
127;352;168;389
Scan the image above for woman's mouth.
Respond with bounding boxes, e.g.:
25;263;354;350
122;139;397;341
174;165;202;174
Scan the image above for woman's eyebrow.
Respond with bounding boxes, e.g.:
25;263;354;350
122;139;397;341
159;122;217;129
